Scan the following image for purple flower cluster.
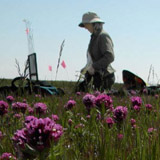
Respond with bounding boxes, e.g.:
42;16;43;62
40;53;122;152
95;94;113;110
64;100;76;110
12;116;63;151
130;96;142;112
148;127;154;133
130;96;142;106
117;134;123;140
14;114;22;119
82;94;95;113
106;117;114;128
133;105;140;112
0;152;16;160
12;102;28;113
93;91;101;96
130;118;136;126
145;104;152;111
6;95;15;103
76;92;81;96
12;128;27;148
142;88;148;94
34;102;47;114
0;100;9;116
25;115;36;125
113;106;128;122
68;118;73;125
27;106;34;114
130;118;137;128
51;114;59;121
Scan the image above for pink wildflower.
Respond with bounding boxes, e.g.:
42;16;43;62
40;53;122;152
51;114;59;121
12;117;63;151
0;152;16;160
132;124;137;129
113;106;128;122
34;102;47;114
106;117;114;128
86;115;91;119
12;128;27;148
83;93;95;113
93;91;101;96
117;134;123;140
148;127;156;134
130;118;136;126
64;100;76;110
148;128;154;133
130;96;142;106
12;102;28;113
133;105;140;112
0;100;8;116
25;115;37;125
95;94;113;110
6;95;15;103
68;119;73;125
76;92;81;96
142;88;148;94
14;114;22;119
27;106;34;114
145;104;152;111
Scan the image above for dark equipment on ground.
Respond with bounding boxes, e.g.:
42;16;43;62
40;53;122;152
122;70;146;91
0;53;64;96
75;69;160;96
122;69;160;95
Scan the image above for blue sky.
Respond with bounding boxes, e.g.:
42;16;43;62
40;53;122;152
0;0;160;84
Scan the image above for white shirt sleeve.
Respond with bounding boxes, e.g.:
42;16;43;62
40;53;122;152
81;50;93;75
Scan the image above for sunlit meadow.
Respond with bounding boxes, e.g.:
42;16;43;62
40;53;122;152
0;80;160;160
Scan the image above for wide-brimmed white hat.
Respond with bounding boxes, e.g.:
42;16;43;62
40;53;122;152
79;12;105;27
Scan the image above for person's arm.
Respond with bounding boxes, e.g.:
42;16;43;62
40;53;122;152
92;34;114;71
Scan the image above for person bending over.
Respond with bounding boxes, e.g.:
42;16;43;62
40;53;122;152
79;11;115;92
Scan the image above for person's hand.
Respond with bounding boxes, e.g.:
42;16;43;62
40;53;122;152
80;67;87;75
87;65;95;75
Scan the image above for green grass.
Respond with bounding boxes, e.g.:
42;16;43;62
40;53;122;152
0;79;160;159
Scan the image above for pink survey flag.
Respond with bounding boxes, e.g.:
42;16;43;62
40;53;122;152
48;65;52;71
61;60;66;69
26;28;29;34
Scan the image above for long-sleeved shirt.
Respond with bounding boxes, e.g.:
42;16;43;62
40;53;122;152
88;29;115;75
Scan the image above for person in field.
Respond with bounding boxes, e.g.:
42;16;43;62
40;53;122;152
79;11;115;92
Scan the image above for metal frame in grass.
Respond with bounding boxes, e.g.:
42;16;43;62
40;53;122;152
0;53;64;96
